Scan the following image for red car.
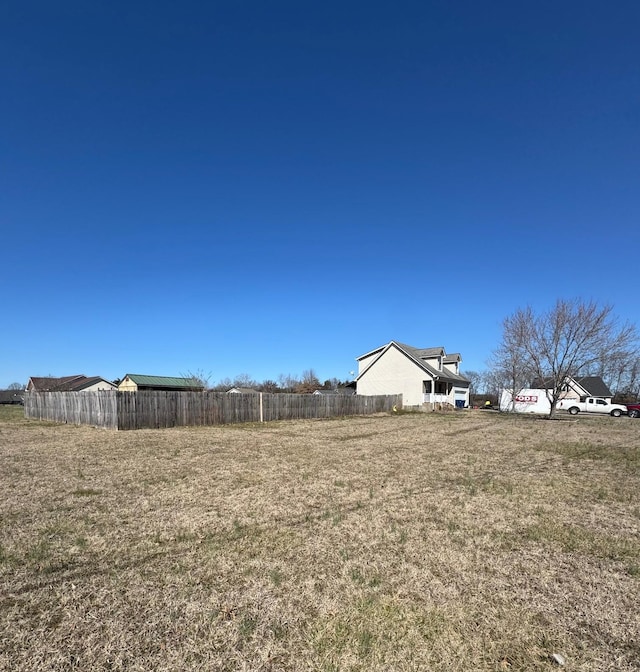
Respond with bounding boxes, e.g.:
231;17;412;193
626;402;640;418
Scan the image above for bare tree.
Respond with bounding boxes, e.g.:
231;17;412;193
296;369;321;394
210;377;233;392
462;370;483;396
623;359;640;399
180;369;212;390
483;369;507;398
258;379;280;393
582;348;640;399
232;373;257;389
497;299;638;417
277;374;300;393
489;312;536;412
7;382;24;390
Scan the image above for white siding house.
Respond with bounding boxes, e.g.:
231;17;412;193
355;341;470;410
73;377;117;392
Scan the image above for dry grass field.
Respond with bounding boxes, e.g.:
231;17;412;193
1;405;639;671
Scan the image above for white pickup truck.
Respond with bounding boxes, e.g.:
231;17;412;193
557;397;628;417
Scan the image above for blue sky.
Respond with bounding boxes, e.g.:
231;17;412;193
2;1;639;388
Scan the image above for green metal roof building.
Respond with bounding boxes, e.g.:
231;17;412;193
118;374;204;392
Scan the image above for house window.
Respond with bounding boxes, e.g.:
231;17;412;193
424;381;432;394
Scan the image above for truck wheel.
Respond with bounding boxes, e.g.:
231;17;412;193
611;409;622;417
629;410;640;418
568;407;579;415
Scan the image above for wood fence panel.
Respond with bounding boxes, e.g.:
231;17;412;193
25;391;402;430
24;391;118;429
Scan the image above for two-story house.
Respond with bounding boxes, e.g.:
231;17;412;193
355;341;470;410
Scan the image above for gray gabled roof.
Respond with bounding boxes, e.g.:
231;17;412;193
356;344;387;361
28;375;86;391
357;342;445;361
72;377;116;390
414;347;446;359
398;343;469;385
27;375;116;391
0;389;24;403
531;376;612;397
575;377;613;397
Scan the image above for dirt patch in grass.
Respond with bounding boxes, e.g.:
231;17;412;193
1;406;639;671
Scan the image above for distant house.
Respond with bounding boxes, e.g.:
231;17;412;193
355;341;470;409
117;374;204;392
530;375;613;402
71;377;118;392
227;387;259;394
27;375;116;392
0;389;24;404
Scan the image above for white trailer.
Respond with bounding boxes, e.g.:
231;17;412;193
499;388;558;414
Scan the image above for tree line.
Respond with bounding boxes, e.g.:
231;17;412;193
181;369;354;395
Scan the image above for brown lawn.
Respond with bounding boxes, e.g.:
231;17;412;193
1;405;639;671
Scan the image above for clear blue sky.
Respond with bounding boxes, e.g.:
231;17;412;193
2;1;639;388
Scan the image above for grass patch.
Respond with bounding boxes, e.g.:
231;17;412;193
516;518;640;561
71;488;102;496
1;410;639;670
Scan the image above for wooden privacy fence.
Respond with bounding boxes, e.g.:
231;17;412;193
24;391;118;429
25;391;402;430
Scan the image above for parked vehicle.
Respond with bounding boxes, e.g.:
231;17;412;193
557;397;628;417
626;402;640;418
